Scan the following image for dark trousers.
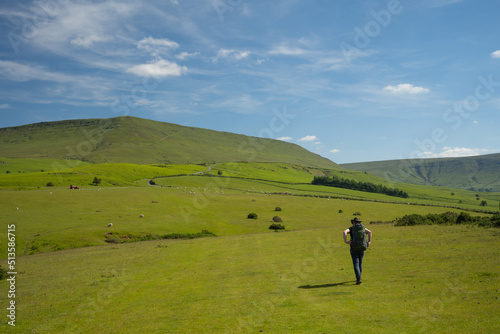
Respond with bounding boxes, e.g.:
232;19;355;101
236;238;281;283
350;249;365;280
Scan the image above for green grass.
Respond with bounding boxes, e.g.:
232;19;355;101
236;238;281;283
1;223;498;333
0;162;207;189
0;160;499;332
0;158;89;174
0;116;338;168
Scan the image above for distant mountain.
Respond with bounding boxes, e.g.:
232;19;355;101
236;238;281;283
341;153;500;192
0;116;338;168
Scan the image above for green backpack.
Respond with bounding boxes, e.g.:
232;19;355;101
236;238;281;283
350;223;368;251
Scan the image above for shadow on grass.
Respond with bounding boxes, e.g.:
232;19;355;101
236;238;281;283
298;281;357;289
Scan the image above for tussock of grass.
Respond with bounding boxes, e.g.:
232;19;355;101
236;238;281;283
104;230;216;243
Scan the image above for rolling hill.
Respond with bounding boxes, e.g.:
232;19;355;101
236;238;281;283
0;116;338;169
341;153;500;192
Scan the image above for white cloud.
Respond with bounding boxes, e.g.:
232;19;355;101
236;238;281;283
0;60;74;82
176;52;200;60
70;34;111;48
214;48;251;62
384;83;430;94
127;59;187;78
298;135;318;142
138;37;179;56
491;50;500;59
0;103;10;109
269;45;308;56
277;136;292;141
28;2;137;50
418;147;492;158
330;149;340;153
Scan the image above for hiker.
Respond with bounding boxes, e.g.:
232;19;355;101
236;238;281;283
343;217;372;284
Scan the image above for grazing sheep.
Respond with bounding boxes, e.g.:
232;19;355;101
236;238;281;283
139;214;145;218
107;223;113;227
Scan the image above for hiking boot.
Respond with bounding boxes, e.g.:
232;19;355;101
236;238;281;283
356;278;362;285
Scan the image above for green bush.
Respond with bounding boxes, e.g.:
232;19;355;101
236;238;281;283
395;212;499;228
269;223;285;230
247;213;258;219
46;182;54;187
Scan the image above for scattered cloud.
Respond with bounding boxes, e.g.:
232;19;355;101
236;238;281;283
277;136;292;141
126;58;187;78
26;1;137;51
0;60;75;82
214;49;251;62
137;37;179;56
383;83;430;95
329;149;340;153
176;52;200;60
491;50;500;59
70;34;112;48
0;103;11;109
418;146;492;158
298;135;318;142
268;45;308;56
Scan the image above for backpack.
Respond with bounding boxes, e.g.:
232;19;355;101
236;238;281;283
350;223;368;251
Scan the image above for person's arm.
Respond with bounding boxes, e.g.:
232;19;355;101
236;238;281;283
343;228;351;244
365;228;372;246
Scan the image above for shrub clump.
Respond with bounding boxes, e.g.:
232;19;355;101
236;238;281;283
247;213;258;219
394;212;500;228
269;223;285;231
275;207;282;212
272;216;283;222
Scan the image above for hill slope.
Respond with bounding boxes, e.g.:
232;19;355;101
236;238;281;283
0;116;338;168
341;153;500;192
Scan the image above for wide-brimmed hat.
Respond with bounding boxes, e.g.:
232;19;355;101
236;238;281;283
351;217;362;223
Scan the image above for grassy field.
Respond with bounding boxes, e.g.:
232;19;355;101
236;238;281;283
1;213;499;333
0;160;499;333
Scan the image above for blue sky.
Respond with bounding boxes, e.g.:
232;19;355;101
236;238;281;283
1;0;499;163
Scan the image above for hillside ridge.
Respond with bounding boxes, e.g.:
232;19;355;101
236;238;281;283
0;116;338;168
341;153;500;192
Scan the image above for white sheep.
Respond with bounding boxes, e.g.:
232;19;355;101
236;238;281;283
107;223;113;227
